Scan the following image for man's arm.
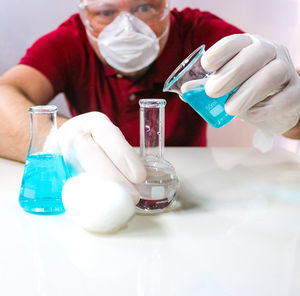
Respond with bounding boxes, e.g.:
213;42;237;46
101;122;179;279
0;65;68;162
283;120;300;139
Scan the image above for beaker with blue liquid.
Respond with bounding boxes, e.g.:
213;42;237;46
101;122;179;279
163;45;236;128
19;105;69;215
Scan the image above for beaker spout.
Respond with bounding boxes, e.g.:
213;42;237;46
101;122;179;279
163;80;181;95
163;45;206;97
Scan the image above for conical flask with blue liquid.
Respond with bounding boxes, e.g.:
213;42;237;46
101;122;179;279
19;105;69;215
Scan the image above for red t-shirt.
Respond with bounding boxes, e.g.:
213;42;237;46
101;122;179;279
19;8;242;146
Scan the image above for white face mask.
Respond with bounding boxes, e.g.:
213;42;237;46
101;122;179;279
88;12;169;74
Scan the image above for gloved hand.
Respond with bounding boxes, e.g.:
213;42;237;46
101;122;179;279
201;33;300;136
56;112;146;204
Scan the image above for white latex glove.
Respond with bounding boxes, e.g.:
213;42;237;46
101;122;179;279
57;112;146;204
201;33;300;137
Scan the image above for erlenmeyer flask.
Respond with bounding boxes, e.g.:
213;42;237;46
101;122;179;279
163;45;236;128
19;105;69;215
136;99;179;213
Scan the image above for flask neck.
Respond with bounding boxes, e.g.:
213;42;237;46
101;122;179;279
28;106;58;155
139;99;165;159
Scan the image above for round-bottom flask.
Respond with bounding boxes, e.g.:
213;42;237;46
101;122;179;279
136;99;179;214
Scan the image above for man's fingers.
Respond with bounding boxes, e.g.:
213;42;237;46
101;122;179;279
88;113;146;184
201;34;253;72
225;58;290;115
72;132;141;204
205;37;277;98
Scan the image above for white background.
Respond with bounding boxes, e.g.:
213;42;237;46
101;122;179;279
1;0;300;147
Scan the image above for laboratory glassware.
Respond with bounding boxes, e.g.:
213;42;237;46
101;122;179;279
136;99;179;213
19;105;69;215
163;45;237;128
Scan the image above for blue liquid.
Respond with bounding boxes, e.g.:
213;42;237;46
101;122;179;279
181;85;235;128
19;154;69;215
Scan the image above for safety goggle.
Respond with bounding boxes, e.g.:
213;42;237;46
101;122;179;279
79;0;170;32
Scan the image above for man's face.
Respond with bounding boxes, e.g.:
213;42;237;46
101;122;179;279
80;0;170;75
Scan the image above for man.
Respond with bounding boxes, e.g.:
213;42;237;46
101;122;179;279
0;0;300;196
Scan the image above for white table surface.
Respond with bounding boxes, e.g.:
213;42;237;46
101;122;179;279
1;147;300;296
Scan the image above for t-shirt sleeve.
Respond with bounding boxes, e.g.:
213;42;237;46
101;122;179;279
19;27;83;96
173;8;244;52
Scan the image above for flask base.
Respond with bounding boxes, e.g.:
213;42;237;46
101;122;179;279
19;198;65;215
135;195;177;214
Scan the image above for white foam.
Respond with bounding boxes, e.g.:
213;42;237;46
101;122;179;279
62;173;135;233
